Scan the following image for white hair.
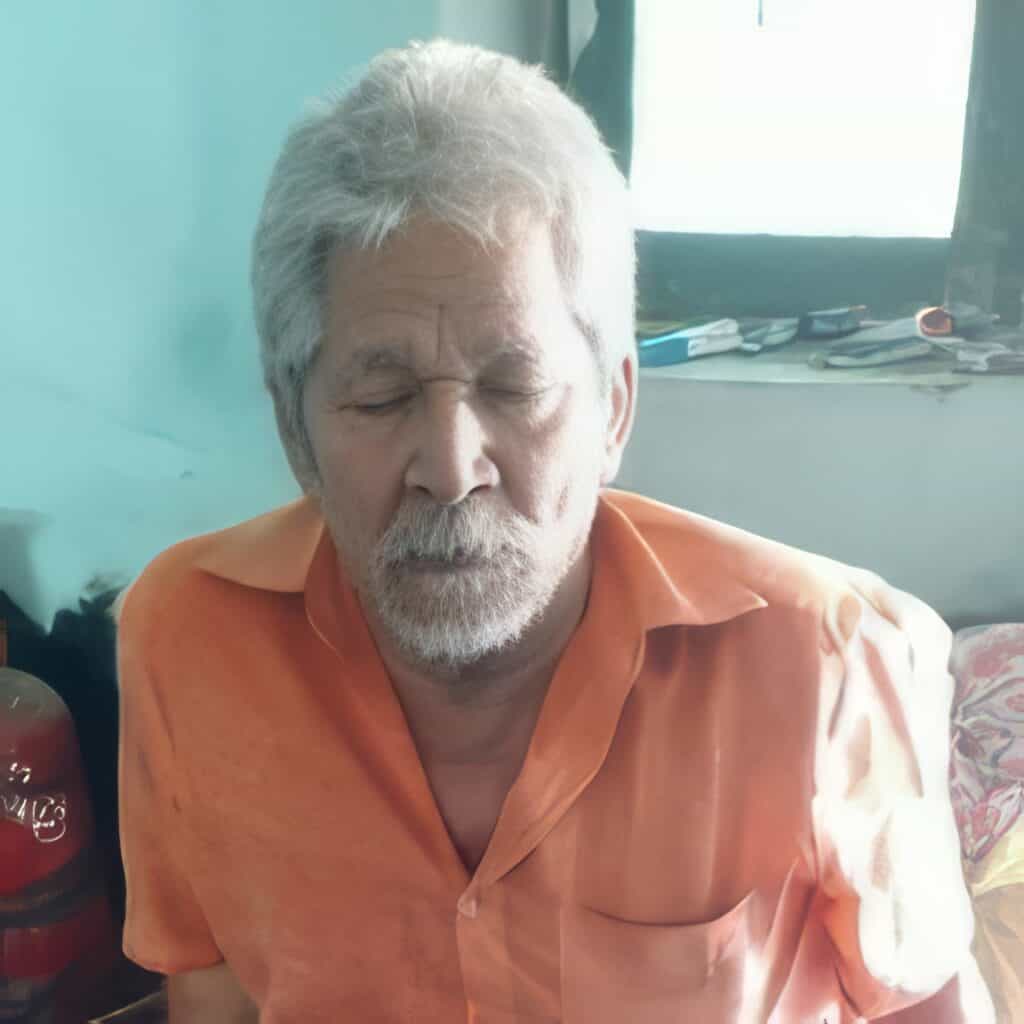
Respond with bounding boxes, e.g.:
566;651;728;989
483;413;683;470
251;39;636;488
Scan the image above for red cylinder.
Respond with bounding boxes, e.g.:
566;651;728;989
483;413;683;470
1;666;119;1021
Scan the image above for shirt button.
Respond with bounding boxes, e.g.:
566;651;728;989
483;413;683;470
457;893;479;919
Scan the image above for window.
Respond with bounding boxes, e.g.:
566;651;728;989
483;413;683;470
631;0;976;238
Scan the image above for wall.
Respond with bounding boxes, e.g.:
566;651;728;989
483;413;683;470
440;0;565;72
947;0;1024;325
1;3;546;628
618;369;1024;628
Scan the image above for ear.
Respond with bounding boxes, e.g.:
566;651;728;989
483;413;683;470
599;353;637;486
269;381;322;496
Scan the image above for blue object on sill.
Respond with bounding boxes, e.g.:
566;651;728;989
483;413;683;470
637;319;743;366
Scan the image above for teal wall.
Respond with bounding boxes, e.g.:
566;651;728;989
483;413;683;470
2;4;529;627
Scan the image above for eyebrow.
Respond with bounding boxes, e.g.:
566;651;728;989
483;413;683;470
330;347;414;394
332;338;544;393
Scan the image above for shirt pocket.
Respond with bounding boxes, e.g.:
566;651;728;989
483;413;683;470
560;891;755;1024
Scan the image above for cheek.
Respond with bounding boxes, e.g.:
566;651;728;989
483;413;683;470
307;422;401;543
507;398;605;523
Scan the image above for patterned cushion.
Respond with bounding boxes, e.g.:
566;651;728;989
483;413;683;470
949;624;1024;864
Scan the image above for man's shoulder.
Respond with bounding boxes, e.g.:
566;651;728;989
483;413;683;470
602;489;904;636
116;497;321;639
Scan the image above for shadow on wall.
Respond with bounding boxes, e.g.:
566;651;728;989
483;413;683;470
0;509;48;626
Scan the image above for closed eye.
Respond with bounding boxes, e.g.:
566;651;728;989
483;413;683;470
351;393;416;414
481;382;550;402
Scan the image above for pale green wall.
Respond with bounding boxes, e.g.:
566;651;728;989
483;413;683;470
2;3;542;626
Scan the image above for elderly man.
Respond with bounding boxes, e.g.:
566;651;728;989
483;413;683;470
117;40;987;1023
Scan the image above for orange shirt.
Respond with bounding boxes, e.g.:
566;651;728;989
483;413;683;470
117;491;977;1022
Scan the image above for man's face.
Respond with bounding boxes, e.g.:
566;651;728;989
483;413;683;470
302;217;631;671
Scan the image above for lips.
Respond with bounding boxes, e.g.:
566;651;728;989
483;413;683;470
402;554;485;572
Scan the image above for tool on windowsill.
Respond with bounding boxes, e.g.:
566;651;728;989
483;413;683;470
739;318;800;354
637;318;744;366
797;306;868;340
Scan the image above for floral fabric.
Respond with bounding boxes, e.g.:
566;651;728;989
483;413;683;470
950;624;1024;865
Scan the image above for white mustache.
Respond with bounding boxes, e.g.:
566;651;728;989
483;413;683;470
375;500;533;567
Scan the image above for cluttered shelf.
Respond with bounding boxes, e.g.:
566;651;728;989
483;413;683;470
641;341;978;387
636;303;1024;387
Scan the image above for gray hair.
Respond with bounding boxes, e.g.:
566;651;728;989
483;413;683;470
251;39;636;489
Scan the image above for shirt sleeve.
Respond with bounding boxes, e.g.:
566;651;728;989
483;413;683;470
117;577;223;975
811;570;977;1019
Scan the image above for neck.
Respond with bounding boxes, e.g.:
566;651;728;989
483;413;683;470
368;545;592;766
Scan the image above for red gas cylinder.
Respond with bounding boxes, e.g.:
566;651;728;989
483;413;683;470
1;665;119;1021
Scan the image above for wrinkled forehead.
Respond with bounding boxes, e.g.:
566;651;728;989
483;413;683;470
319;218;580;375
326;217;565;318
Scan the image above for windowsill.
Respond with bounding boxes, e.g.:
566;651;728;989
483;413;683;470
639;340;999;388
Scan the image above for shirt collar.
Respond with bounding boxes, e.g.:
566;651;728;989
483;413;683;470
596;491;768;630
193;490;768;631
193;496;324;592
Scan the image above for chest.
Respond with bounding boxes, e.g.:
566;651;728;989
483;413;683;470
174;613;827;1019
187;747;821;1023
419;755;525;873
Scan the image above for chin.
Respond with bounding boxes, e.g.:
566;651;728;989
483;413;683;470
389;604;534;668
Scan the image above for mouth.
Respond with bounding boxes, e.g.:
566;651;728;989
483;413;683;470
402;555;484;573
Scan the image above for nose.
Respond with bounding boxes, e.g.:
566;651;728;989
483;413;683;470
404;387;498;504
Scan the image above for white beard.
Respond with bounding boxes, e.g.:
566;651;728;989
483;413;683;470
371;553;544;670
363;492;594;672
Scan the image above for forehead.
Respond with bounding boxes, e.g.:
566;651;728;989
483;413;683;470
323;218;569;350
